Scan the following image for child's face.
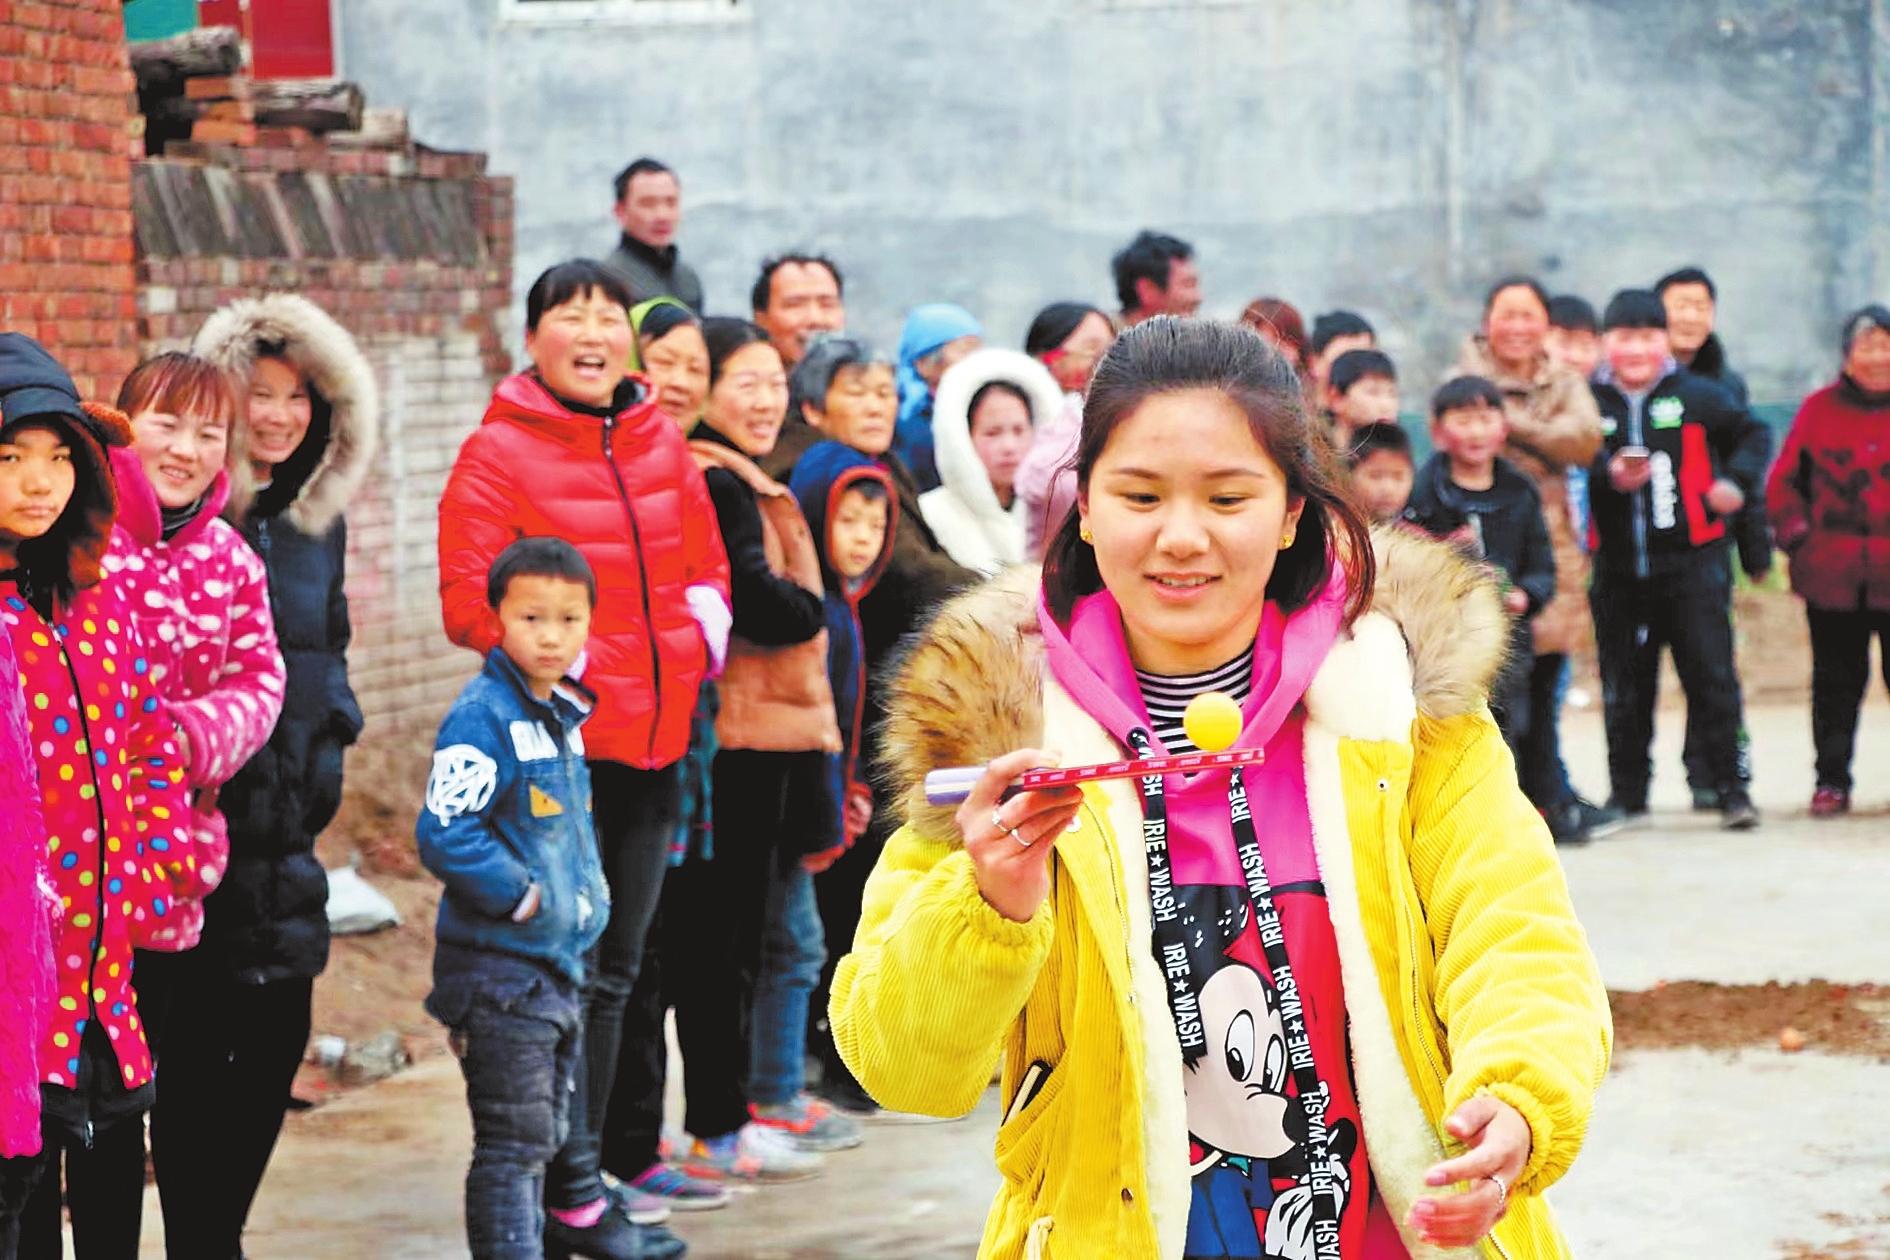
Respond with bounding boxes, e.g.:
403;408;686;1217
1433;402;1508;471
0;424;76;549
497;573;593;699
829;488;889;582
808;363;898;456
1545;327;1601;381
1351;449;1414;523
1332;374;1400;432
1603;326;1671;392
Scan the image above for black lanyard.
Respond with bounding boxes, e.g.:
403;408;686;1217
1128;728;1342;1260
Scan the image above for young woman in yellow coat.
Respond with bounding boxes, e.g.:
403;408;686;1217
830;318;1611;1260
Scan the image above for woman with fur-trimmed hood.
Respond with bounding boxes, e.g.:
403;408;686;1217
919;348;1065;576
830;319;1609;1260
156;295;377;1260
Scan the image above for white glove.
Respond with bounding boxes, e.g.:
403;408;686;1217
686;584;731;677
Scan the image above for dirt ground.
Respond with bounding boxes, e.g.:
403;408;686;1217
1611;981;1890;1058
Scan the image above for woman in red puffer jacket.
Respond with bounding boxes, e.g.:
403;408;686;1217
1768;304;1890;818
437;260;728;1253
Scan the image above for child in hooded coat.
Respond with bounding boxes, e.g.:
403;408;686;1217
782;442;897;1114
0;334;193;1260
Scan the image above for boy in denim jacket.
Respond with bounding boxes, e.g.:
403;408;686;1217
418;538;613;1260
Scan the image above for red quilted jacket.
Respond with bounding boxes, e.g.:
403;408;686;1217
1768;379;1890;611
1;578;192;1093
438;373;730;768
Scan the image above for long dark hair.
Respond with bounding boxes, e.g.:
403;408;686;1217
1040;317;1375;626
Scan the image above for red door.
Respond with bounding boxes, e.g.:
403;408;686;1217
197;0;334;79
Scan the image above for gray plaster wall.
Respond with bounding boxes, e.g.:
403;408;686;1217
336;0;1890;402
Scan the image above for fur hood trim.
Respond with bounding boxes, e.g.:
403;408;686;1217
192;295;379;533
880;527;1507;837
930;348;1066;524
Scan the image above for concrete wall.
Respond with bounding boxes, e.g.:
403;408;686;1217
337;0;1889;403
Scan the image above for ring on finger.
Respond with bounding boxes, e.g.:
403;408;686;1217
991;807;1031;848
1486;1173;1507;1202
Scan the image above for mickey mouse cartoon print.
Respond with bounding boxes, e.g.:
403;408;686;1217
1176;884;1365;1260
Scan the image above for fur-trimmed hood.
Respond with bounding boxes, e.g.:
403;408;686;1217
192;294;379;534
881;525;1507;839
930;348;1065;526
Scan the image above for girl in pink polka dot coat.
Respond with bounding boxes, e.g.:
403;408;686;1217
0;335;194;1255
102;355;286;956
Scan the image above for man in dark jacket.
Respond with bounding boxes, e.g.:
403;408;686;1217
603;158;704;312
1657;266;1768;808
1587;290;1771;831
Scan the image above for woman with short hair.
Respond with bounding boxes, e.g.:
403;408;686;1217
1768;304;1890;817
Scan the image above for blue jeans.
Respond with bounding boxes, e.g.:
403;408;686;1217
748;854;826;1107
430;946;583;1260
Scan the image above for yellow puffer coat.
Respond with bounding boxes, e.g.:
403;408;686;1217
831;530;1612;1260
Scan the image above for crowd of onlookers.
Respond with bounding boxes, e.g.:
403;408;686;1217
0;152;1885;1260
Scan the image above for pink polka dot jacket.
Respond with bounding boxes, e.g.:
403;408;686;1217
0;625;54;1157
103;448;286;952
1;577;194;1093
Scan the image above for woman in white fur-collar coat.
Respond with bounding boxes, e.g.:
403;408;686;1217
919;348;1065;575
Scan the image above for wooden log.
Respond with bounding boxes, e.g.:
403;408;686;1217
185;75;253;102
328;107;409;150
252;80;365;135
191;118;258;147
129;26;244;94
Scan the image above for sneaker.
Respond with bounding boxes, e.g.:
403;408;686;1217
1720;788;1761;831
809;1074;880;1118
679;1122;824;1183
751;1094;864;1152
1544;801;1591;847
602;1177;672;1226
1691;787;1721;813
1604;797;1649;824
1810;785;1851;818
621;1164;730;1213
1573;798;1629;841
544;1207;687;1260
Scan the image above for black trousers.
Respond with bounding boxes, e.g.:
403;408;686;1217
808;823;886;1100
148;954;313;1260
1680;549;1753;793
544;760;678;1212
1808;604;1890;791
602;750;806;1177
1593;553;1746;811
0;1113;146;1260
1516;652;1572;812
1489;622;1535;766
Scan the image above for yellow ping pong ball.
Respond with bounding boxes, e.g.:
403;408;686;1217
1182;690;1243;754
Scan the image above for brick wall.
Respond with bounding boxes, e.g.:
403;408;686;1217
0;0;139;398
135;143;515;767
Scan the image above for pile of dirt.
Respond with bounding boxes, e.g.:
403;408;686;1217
1609;981;1890;1058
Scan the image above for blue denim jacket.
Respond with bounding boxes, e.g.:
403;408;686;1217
417;650;610;984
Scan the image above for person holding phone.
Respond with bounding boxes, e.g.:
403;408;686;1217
1586;290;1771;831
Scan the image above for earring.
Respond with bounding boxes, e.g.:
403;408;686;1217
1279;532;1296;551
1080;525;1093;544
